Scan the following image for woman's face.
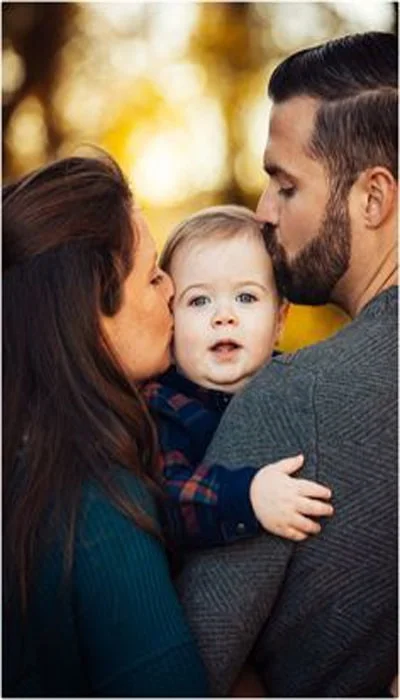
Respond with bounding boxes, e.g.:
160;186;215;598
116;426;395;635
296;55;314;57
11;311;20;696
102;211;174;382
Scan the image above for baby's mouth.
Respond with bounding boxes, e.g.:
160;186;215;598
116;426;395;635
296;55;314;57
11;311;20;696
210;340;241;354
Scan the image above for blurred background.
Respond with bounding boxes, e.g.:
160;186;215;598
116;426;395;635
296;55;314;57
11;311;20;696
2;2;397;351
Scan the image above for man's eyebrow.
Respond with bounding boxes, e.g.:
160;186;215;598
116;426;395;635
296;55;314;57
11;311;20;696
263;160;294;180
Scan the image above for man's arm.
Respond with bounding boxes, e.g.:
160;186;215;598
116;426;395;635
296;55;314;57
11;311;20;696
176;358;319;695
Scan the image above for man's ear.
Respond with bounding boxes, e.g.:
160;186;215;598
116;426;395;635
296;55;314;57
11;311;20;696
362;167;397;229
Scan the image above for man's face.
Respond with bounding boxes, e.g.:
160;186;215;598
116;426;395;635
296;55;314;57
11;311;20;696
256;96;351;305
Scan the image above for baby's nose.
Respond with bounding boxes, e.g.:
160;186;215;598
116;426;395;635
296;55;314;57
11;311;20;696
212;308;238;326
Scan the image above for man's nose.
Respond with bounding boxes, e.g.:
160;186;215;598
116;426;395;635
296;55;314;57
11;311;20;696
256;184;278;226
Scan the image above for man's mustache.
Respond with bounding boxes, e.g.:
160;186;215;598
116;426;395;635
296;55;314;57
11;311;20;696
260;221;276;239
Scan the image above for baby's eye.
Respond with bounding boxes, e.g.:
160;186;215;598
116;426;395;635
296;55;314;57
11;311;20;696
188;295;210;307
236;292;257;304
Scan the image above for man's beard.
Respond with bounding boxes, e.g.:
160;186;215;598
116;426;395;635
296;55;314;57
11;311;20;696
262;190;351;305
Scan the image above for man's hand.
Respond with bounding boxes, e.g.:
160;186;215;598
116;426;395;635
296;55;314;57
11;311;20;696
250;454;334;541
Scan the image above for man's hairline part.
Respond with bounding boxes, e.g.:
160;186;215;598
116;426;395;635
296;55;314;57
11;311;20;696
263;96;327;183
267;90;398;188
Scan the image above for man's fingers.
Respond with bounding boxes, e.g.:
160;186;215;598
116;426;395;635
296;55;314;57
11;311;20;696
296;479;332;499
297;497;334;518
270;454;304;475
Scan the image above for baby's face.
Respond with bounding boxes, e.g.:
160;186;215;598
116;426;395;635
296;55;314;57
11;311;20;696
170;230;286;392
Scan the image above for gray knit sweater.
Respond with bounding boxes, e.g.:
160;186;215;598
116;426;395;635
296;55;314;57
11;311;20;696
176;287;398;697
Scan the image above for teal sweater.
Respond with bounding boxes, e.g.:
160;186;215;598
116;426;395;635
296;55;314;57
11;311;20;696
4;468;209;697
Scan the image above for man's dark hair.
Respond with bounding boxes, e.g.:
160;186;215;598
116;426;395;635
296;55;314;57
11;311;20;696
268;32;398;189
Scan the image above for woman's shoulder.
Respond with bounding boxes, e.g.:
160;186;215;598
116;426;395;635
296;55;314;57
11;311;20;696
77;465;160;553
84;464;155;508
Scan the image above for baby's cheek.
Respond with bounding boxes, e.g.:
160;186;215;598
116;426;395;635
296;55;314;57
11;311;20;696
174;324;204;364
251;314;277;349
173;324;192;357
176;330;197;355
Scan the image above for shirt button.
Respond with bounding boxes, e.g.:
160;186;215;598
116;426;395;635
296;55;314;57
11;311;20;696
236;522;246;535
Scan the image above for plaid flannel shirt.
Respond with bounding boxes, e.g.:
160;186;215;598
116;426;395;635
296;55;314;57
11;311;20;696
142;367;260;548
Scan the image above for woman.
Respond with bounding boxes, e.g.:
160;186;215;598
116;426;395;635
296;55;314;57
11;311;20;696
3;153;209;697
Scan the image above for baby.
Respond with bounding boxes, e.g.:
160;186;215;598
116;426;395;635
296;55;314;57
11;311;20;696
143;205;333;547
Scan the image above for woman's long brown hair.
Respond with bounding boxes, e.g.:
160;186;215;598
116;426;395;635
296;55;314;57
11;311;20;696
3;153;163;614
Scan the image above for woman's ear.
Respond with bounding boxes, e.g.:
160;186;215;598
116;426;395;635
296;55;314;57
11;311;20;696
362;167;397;229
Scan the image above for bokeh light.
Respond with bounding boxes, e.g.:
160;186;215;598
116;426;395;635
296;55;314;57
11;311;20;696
3;1;395;351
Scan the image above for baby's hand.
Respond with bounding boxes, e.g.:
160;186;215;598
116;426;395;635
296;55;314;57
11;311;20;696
249;454;334;541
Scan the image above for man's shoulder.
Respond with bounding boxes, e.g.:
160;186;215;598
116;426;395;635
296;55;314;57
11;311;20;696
266;333;347;378
233;306;395;422
258;299;396;384
247;338;332;395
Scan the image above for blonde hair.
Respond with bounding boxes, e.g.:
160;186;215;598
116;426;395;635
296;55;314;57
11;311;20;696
159;204;263;273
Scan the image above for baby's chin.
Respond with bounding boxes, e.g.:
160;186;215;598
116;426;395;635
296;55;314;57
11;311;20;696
175;361;259;393
197;371;257;394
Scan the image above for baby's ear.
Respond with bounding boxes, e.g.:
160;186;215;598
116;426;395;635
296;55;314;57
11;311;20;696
275;300;290;343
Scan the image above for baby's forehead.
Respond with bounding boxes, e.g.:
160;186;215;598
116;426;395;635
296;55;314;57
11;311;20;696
173;224;265;262
170;230;275;287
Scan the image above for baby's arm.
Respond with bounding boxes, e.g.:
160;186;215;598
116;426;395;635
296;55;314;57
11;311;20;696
143;379;261;548
143;381;333;547
161;448;261;548
163;452;333;547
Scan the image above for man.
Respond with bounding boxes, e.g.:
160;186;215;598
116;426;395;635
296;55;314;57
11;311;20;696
176;31;398;697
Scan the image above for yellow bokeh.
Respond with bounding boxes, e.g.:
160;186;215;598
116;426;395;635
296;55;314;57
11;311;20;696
279;304;350;353
3;2;392;352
